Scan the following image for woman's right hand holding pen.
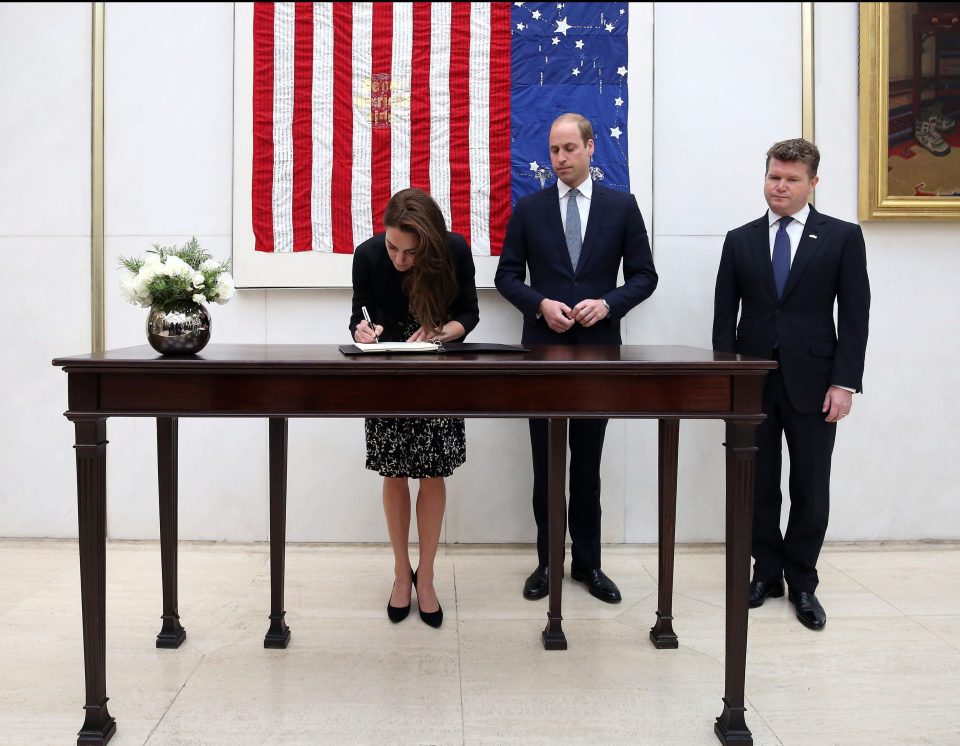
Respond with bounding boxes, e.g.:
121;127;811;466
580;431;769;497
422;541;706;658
354;320;383;344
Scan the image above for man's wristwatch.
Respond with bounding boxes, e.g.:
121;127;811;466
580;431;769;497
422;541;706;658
600;298;610;315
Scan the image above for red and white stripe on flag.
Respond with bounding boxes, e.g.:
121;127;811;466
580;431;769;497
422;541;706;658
253;2;511;256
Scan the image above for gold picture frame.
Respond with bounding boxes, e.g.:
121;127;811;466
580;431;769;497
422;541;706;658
859;2;960;221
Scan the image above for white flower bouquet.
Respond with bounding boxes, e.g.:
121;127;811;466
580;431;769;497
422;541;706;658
119;237;235;312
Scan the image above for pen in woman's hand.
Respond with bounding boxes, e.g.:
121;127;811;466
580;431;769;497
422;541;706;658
361;306;379;343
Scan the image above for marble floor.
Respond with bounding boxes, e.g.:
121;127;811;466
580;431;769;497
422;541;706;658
1;539;958;745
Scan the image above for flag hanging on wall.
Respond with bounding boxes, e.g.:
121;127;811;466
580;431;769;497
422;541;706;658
252;1;628;255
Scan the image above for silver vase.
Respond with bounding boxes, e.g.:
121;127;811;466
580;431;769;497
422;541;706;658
146;302;211;355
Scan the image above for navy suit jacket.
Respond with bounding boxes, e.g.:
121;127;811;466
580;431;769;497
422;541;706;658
495;182;658;344
712;205;870;413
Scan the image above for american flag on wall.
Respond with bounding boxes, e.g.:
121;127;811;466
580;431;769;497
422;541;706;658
252;1;629;255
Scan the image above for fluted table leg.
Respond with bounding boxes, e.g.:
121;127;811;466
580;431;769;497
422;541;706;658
541;417;568;650
264;417;291;648
156;417;186;648
74;418;116;745
714;420;758;745
650;418;680;648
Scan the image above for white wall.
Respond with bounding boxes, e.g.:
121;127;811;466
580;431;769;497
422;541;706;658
0;3;92;537
626;1;806;542
815;2;960;540
1;2;957;543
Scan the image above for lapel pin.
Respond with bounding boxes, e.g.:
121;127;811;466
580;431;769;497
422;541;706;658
808;234;818;239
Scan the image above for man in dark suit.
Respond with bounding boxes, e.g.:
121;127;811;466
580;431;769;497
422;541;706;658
495;113;658;603
713;138;870;630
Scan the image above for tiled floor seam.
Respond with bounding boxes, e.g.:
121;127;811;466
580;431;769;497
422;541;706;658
142;652;207;745
453;560;467;746
744;694;787;746
912;615;960;652
825;557;918;617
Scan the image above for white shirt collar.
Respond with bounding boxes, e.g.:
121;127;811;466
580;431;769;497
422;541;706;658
558;176;593;201
767;203;809;227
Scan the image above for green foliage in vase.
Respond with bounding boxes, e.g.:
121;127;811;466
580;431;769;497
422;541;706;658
118;237;235;312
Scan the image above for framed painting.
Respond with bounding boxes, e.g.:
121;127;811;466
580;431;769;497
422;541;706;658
859;2;960;221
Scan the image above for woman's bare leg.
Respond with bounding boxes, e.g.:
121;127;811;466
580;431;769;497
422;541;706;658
383;477;414;606
414;477;446;612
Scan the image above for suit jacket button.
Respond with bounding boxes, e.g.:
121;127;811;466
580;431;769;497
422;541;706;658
775;309;782;316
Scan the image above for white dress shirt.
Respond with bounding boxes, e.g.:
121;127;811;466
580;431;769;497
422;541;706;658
767;203;809;265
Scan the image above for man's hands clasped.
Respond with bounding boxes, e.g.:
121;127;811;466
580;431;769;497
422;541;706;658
539;297;609;333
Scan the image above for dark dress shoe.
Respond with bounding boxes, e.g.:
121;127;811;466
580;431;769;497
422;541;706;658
748;578;784;608
789;588;826;630
523;566;550;600
387;569;415;623
571;568;622;604
414;568;442;628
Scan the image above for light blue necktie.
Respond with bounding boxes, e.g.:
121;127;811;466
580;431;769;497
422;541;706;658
565;187;582;271
772;216;793;299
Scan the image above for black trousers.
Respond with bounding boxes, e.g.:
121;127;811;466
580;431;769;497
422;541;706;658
753;367;837;592
529;417;608;571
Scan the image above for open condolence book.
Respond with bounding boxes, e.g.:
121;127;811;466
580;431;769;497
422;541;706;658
338;342;528;355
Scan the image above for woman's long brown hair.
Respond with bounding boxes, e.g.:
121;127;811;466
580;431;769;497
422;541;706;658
383;188;458;333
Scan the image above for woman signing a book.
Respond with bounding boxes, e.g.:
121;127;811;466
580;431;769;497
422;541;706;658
350;188;479;628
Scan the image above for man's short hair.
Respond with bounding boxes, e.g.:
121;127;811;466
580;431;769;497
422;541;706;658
552;113;594;147
765;138;820;177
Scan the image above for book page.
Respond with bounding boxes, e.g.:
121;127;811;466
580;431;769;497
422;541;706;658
354;342;440;353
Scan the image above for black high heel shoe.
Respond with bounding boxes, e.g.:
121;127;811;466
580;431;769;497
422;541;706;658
387;569;415;623
414;568;443;628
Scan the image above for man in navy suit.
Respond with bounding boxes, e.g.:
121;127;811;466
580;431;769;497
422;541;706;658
713;138;870;630
495;113;658;603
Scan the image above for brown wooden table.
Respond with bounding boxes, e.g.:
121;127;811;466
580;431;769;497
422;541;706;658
53;344;774;745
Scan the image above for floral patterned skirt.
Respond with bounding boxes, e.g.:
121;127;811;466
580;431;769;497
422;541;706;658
362;311;465;479
364;416;466;478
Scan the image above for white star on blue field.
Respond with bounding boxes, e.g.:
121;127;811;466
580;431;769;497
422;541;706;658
510;2;629;204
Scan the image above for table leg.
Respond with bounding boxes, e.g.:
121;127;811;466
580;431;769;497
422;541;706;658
650;418;679;649
264;417;291;648
156;417;186;648
74;418;117;745
714;420;757;745
541;417;568;650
